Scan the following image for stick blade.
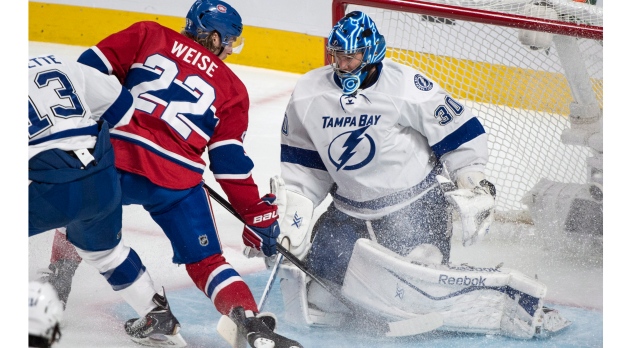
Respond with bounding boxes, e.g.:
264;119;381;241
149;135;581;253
216;314;246;348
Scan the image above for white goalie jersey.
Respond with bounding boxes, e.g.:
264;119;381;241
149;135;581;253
28;54;134;160
280;59;489;219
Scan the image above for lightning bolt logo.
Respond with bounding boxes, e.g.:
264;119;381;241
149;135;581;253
328;125;376;171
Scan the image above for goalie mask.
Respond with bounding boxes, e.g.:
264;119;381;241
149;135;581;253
327;11;386;95
185;0;244;54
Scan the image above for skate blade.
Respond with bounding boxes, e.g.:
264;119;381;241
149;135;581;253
535;317;572;338
546;318;573;333
129;333;188;347
542;309;573;335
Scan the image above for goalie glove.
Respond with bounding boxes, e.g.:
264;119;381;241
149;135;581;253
438;171;496;247
241;194;280;258
270;175;314;261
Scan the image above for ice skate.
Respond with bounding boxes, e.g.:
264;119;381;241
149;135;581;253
535;306;572;337
124;290;187;347
38;259;80;309
218;306;303;348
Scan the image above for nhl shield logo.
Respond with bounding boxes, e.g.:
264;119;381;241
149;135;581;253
199;234;209;246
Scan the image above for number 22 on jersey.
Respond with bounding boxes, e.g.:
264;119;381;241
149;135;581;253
129;54;217;141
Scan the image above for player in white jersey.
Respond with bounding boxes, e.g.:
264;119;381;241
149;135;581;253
28;54;186;347
270;11;571;339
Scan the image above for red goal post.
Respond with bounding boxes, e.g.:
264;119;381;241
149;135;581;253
330;0;603;221
332;0;602;40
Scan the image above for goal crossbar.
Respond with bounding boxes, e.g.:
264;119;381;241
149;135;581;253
332;0;602;40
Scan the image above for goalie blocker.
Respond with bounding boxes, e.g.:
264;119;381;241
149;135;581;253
279;238;571;339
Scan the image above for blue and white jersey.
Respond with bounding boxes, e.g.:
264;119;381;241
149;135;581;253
28;54;134;159
281;60;488;219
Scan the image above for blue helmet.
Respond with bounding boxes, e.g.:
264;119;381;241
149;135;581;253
327;11;386;95
185;0;243;48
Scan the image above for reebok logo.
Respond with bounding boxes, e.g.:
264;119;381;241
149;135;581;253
438;274;486;286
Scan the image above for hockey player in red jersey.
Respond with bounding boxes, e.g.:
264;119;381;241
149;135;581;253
41;1;302;347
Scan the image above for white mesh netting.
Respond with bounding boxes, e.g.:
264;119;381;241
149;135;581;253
343;0;603;213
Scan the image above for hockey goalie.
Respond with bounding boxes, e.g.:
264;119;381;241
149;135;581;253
269;10;572;340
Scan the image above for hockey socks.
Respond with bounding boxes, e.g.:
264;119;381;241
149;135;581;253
186;254;258;314
50;228;82;263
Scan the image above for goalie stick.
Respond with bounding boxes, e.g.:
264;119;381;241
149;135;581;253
203;183;444;337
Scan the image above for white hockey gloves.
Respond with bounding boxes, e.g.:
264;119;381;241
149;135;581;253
270;175;314;261
438;171;496;247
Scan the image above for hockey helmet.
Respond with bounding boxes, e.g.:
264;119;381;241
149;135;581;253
29;281;63;346
327;11;386;94
185;0;244;53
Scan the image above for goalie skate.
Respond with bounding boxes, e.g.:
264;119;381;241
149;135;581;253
124;290;187;347
218;306;303;348
535;307;572;337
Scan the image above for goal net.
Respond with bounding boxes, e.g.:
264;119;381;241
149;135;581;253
332;0;603;222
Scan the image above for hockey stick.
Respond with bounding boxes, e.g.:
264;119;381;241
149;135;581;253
204;183;444;337
257;253;283;312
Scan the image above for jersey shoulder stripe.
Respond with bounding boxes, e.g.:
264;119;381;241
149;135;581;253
431;117;486;158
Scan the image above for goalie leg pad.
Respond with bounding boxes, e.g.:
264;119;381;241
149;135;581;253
278;263;345;327
341;239;549;339
307;279;350;315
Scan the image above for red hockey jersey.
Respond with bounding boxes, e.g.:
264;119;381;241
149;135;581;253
78;21;260;212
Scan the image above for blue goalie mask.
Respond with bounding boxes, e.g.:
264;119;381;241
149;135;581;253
327;11;386;95
185;0;244;53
